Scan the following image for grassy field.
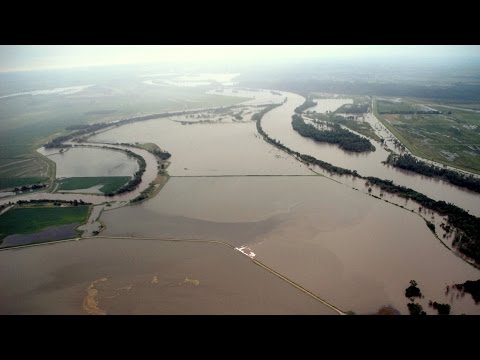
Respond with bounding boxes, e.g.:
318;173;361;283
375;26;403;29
0;177;48;190
0;205;90;241
377;99;422;113
374;98;480;174
56;176;131;193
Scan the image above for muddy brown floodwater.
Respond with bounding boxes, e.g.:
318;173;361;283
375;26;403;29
0;237;335;314
44;147;139;178
100;176;480;314
90;119;311;176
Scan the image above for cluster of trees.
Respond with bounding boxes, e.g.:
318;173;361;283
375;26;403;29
426;220;436;233
294;98;317;113
429;301;451;315
405;280;426;315
152;149;171;160
104;150;146;197
16;199;90;206
13;183;47;194
407;303;426;315
405;281;452;315
292;114;375;152
387;154;480;193
405;280;422;299
454;279;480;304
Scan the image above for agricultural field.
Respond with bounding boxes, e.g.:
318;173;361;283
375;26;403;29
0;205;90;242
374;99;480;174
377;99;424;113
56;176;131;194
0;176;48;190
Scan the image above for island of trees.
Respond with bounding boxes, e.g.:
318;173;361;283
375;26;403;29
294;98;317;114
454;279;480;304
387;154;480;194
292;114;376;153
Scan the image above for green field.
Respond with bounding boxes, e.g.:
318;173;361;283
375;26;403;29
374;98;480;174
56;176;130;193
377;100;422;113
0;205;90;241
0;176;48;190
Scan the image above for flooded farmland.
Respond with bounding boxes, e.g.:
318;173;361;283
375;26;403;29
3;85;480;315
0;237;335;314
100;176;480;315
47;147;139;178
90;117;311;176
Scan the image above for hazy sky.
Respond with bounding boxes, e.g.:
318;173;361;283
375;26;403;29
0;45;479;72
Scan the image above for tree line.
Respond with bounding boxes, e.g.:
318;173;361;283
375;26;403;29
104;150;146;197
15;199;90;206
291;114;375;152
13;183;47;194
45;105;253;149
387;154;480;193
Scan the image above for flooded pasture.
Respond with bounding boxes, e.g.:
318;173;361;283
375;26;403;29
0;237;335;314
47;147;139;178
0;223;79;248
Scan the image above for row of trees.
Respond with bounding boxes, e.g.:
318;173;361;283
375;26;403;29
291;114;375;152
13;183;47;194
45;106;250;148
387;154;480;193
16;199;90;206
104;150;146;197
454;279;480;304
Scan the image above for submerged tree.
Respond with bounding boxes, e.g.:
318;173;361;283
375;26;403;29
405;280;422;300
